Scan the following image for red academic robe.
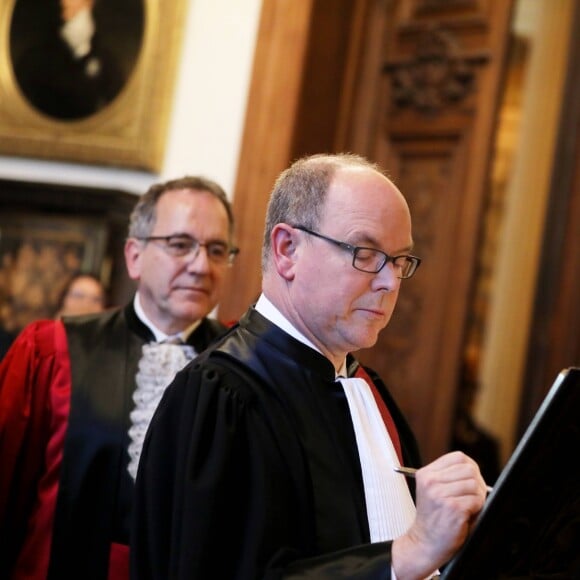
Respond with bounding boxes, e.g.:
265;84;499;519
0;306;227;580
0;320;74;579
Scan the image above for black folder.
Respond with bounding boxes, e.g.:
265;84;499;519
440;366;580;580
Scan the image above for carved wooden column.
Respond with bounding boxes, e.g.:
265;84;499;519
352;0;515;461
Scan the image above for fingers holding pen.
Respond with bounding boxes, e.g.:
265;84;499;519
420;453;486;533
394;451;487;572
416;451;489;501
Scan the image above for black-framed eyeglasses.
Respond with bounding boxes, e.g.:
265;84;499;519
292;225;421;279
137;235;239;265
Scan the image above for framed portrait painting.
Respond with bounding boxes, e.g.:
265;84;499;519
0;0;187;171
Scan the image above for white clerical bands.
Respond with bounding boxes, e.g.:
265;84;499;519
338;377;416;541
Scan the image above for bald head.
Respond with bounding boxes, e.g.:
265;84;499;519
262;153;395;271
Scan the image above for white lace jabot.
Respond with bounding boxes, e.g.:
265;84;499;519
127;342;196;480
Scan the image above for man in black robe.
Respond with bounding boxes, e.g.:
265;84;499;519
0;176;238;579
132;154;488;579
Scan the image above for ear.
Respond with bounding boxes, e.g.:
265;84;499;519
270;224;299;281
124;238;144;281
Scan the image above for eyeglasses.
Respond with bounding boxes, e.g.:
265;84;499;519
292;225;421;279
138;235;239;265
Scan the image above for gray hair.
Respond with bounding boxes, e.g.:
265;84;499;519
261;153;383;270
128;175;235;240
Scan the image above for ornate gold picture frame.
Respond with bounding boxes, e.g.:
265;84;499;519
0;0;187;171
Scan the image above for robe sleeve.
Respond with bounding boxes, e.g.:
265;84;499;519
0;320;71;577
132;359;395;580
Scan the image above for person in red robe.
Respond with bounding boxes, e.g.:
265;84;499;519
0;175;238;579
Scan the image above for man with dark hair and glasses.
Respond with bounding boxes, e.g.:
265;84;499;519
132;154;487;579
0;176;238;579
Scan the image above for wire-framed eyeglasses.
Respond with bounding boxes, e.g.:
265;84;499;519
292;225;421;279
138;235;239;265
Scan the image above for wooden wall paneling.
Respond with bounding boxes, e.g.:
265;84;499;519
331;0;384;153
220;0;372;322
358;129;472;454
289;0;358;157
218;0;316;322
351;0;515;461
340;0;397;156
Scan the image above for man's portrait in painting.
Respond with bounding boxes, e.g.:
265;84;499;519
9;0;145;121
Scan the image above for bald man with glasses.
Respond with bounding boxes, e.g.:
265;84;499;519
132;154;487;580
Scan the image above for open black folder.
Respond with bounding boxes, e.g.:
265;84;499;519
440;366;580;580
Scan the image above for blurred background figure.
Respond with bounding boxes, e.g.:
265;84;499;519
0;273;106;361
55;272;107;318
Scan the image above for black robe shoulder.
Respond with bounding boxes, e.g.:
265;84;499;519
131;308;421;579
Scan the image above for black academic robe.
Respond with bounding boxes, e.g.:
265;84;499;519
131;307;422;580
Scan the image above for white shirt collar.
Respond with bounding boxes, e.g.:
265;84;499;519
133;292;201;343
255;293;347;376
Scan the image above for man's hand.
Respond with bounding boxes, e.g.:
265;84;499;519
392;451;487;580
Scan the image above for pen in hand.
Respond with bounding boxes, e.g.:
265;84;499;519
394;465;493;493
